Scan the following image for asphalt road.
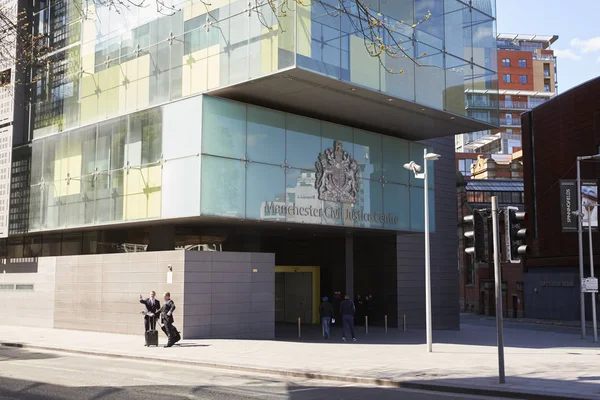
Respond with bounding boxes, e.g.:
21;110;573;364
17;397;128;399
0;345;518;400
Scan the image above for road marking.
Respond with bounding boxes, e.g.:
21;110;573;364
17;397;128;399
287;387;324;393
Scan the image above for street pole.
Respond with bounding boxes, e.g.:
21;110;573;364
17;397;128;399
586;205;598;343
491;196;505;384
577;157;587;339
423;149;432;353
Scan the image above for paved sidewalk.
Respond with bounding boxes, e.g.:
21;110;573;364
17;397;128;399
1;319;599;399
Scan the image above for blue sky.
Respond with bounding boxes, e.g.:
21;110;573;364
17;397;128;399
496;0;600;93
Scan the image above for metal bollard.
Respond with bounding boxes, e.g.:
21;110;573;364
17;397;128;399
298;317;301;338
384;315;388;333
365;316;369;334
403;314;407;332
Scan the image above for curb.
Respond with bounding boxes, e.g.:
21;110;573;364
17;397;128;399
0;342;592;400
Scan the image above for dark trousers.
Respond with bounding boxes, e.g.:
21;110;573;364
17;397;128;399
342;315;356;339
144;315;157;331
161;317;180;343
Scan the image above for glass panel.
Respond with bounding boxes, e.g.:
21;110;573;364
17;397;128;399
284;169;321;225
415;0;444;50
382;135;409;184
247;106;285;165
444;0;472;61
95;170;124;224
415;42;445;110
408;187;437;232
285;114;321;171
201;155;245;218
353;129;382;181
321;122;353;156
162;96;202;158
202;97;246;159
472;9;496;71
162;157;201;219
246;163;285;220
383;183;410;230
445;54;470;116
351;179;383;229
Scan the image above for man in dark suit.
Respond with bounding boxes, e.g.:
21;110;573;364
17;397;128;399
159;291;180;347
139;291;160;331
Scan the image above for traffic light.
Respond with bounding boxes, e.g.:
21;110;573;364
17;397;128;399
464;210;486;262
505;207;528;263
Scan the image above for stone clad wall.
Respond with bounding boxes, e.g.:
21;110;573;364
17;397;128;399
1;250;275;339
184;251;275;339
0;258;56;328
53;251;185;335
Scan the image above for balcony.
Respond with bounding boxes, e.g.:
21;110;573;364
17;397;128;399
533;55;555;61
465;100;498;109
499;101;529;110
500;118;521;127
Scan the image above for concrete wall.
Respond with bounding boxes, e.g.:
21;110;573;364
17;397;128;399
184;251;275;339
0;258;56;328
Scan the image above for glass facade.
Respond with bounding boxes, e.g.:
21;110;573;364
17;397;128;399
30;0;497;139
27;95;435;233
23;0;499;234
200;96;434;232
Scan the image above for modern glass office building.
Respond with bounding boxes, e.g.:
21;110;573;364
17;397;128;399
2;0;497;334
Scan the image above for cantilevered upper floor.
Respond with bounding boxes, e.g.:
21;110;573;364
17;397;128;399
31;0;499;142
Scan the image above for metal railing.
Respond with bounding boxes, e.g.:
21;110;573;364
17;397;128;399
499;101;528;109
465;99;498;109
499;118;521;126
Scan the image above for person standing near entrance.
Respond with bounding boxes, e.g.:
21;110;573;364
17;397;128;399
319;296;334;339
340;294;356;342
139;291;160;331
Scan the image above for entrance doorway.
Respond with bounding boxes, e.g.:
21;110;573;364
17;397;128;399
275;266;320;324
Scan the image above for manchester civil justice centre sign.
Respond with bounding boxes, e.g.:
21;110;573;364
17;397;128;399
261;141;400;227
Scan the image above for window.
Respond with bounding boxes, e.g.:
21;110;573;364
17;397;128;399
503;74;511;83
459;159;472;176
518;59;527;68
519;75;528;84
502;58;511;67
0;69;10;87
505;114;513;125
466;256;475;285
544;84;551;92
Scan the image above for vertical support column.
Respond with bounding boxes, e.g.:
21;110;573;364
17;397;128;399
577;157;586;339
345;234;354;298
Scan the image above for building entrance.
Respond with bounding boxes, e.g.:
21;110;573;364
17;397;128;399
275;266;320;324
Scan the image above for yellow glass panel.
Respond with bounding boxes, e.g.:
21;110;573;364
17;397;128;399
350;35;380;90
297;1;312;57
123;165;162;220
261;26;278;75
80;95;98;125
182;49;209;96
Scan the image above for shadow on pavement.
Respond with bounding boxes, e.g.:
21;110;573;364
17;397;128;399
0;345;60;362
274;318;599;350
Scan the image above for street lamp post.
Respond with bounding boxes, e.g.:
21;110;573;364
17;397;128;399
586;204;598;343
404;149;440;353
576;154;600;339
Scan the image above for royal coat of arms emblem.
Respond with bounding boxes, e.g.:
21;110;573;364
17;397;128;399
315;141;359;203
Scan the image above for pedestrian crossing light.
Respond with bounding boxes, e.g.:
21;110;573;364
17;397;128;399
464;210;486;262
506;207;528;263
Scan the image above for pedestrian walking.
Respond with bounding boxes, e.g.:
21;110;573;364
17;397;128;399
319;296;334;339
340;294;356;342
158;292;181;347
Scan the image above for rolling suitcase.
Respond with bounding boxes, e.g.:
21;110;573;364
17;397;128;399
145;315;159;347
